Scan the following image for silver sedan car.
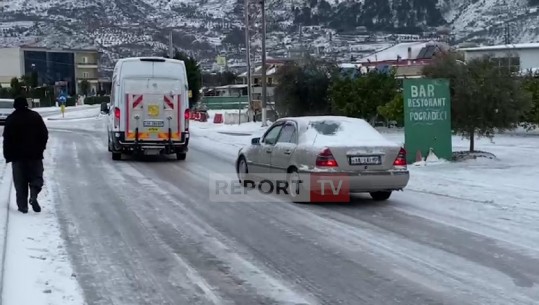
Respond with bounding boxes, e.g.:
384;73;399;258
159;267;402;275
235;116;410;202
0;99;14;125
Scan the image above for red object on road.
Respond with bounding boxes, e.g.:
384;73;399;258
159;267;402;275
199;112;208;122
213;113;223;124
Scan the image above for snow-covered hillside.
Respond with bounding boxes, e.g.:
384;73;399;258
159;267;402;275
1;0;539;69
442;0;539;44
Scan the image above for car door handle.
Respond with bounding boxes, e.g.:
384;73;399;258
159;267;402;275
283;150;292;155
266;149;272;153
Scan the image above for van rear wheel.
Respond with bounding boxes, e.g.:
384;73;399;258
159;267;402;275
112;152;122;161
176;152;186;160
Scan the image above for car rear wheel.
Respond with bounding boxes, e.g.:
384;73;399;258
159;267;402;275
370;191;392;201
176;152;187;160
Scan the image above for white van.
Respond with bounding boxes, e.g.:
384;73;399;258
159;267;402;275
106;57;190;160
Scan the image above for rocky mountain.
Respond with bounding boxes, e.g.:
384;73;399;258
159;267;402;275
0;0;538;71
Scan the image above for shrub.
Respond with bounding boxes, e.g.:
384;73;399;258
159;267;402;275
66;97;77;107
84;96;110;105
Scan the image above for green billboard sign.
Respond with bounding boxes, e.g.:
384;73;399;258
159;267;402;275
403;78;452;164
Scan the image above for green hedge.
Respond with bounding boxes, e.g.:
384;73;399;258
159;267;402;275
84;96;110;105
65;97;76;107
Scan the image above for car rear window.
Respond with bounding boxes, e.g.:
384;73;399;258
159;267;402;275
0;101;13;108
310;121;340;135
303;118;394;146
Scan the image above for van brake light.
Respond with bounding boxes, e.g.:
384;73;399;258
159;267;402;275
184;109;190;131
114;107;120;128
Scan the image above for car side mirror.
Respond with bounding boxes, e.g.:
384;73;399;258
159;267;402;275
251;137;261;145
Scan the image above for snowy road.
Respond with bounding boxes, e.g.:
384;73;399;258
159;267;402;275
36;116;539;305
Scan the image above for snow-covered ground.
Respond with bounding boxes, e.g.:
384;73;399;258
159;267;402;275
33;104;97;114
2;167;85;305
44;105;103;121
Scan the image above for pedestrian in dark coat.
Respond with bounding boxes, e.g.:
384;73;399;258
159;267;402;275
3;96;48;213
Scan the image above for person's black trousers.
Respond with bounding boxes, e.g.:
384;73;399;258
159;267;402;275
11;160;44;211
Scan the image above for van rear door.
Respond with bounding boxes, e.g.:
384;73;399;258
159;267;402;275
124;78;183;142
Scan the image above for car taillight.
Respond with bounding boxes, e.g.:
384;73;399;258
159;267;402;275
315;147;338;167
114;107;120;128
184;109;190;131
393;148;407;168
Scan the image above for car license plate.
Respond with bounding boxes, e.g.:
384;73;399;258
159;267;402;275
143;120;164;127
349;155;381;165
144;149;160;155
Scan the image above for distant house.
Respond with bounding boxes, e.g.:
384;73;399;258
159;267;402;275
348;41;449;79
358;41;449;67
458;43;539;74
237;59;292;105
338;61;426;79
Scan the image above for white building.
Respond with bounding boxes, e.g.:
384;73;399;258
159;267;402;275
458;43;539;74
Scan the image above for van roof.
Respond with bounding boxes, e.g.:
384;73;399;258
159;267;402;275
117;57;184;64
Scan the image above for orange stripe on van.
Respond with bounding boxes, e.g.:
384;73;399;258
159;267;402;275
126;132;150;139
157;132;180;139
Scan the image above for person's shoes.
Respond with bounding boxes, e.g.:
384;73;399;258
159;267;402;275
18;208;28;214
29;199;41;213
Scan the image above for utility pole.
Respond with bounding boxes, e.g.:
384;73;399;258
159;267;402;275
504;23;512;45
168;31;174;58
260;0;268;126
244;0;252;124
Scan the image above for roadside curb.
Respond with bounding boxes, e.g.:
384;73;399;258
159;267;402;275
0;163;13;305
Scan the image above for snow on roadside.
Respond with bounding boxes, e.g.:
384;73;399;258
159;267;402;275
383;132;539;213
45;106;102;122
33;105;96;114
1;165;85;305
189;119;270;158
